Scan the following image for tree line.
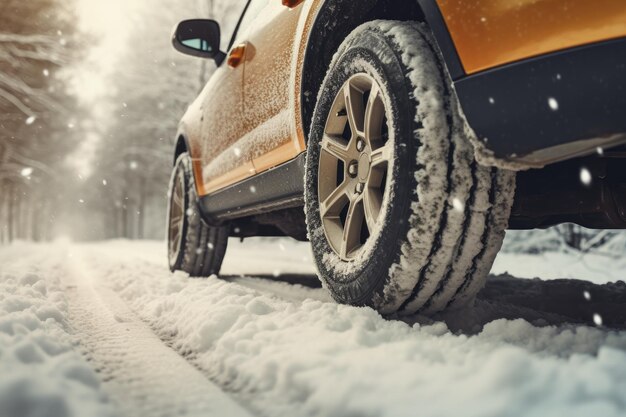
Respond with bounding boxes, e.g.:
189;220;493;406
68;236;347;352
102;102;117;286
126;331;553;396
0;0;80;242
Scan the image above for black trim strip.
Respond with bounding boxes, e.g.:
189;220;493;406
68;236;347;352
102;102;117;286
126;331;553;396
199;152;306;221
227;0;252;52
416;0;465;80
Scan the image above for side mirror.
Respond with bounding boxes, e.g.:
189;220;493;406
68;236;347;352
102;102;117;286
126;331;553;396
172;19;226;65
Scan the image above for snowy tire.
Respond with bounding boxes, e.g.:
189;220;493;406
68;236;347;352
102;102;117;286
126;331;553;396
304;21;516;315
167;153;229;277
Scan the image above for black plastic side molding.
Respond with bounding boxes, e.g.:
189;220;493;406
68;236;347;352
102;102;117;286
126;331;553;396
199;153;306;222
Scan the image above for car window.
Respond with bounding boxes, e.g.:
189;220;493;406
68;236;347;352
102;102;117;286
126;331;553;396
215;0;250;51
229;0;269;48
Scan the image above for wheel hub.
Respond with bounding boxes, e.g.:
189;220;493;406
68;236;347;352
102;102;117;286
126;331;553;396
317;73;392;260
357;151;370;182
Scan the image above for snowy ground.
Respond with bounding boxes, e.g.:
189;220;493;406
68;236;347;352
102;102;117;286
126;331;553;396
1;238;625;417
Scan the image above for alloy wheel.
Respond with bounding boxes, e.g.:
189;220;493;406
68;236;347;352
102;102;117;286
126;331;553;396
318;74;393;260
168;169;186;266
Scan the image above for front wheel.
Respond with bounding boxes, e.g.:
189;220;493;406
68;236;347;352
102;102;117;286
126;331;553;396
167;153;229;277
304;21;516;315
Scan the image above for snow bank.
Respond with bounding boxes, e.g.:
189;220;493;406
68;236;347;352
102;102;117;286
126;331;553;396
492;250;626;285
84;241;626;417
0;245;114;417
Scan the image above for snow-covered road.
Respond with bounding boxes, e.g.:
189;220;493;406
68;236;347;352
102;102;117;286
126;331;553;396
1;238;626;417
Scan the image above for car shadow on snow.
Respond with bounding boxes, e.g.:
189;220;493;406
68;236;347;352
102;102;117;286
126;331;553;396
234;272;626;334
411;274;626;334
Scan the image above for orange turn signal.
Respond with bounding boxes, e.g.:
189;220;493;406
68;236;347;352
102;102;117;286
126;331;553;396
282;0;304;8
227;43;246;68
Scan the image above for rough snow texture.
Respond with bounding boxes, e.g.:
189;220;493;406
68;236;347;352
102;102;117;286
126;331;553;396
75;241;626;417
2;240;626;417
0;245;114;417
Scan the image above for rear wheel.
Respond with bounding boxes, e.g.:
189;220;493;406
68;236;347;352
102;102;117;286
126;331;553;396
167;153;229;277
304;21;516;315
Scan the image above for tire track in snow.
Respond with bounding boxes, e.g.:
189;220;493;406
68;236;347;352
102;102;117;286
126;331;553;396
61;247;253;417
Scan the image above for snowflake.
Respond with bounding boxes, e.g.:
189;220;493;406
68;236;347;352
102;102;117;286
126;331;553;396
580;167;592;186
452;197;464;213
547;97;559;111
593;313;603;326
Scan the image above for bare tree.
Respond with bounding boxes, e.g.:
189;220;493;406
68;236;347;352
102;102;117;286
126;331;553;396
0;0;81;243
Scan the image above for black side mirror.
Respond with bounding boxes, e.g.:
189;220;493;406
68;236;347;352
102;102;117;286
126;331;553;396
172;19;226;65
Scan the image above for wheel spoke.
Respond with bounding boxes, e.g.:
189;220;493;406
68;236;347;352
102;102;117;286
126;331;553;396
320;180;351;218
343;81;365;137
321;134;351;162
370;142;392;169
173;234;182;255
173;188;183;208
364;83;383;146
363;187;382;232
340;197;364;258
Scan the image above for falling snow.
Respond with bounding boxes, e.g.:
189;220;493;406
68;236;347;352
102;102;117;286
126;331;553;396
580;167;592;186
452;197;464;212
593;313;603;326
548;97;559;111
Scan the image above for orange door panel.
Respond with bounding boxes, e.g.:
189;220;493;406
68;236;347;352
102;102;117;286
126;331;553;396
195;58;249;195
242;0;306;173
437;0;626;74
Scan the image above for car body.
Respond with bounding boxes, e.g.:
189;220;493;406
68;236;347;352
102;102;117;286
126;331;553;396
167;0;626;313
173;0;626;229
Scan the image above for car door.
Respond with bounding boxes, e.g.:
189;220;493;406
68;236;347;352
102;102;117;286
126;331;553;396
199;0;267;193
241;0;307;173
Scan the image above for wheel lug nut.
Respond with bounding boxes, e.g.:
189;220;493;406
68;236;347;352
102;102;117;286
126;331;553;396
355;182;365;194
348;161;358;177
356;138;366;152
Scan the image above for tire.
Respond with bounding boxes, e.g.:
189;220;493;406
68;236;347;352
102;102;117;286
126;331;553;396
167;153;229;277
304;20;516;315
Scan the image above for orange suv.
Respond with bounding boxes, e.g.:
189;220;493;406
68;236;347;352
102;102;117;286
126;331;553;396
167;0;626;315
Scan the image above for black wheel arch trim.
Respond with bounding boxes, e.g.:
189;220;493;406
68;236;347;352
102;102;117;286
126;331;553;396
173;133;191;165
454;37;626;164
415;0;465;80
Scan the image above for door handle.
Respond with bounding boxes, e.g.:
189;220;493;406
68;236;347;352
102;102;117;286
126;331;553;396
227;43;246;68
282;0;304;8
